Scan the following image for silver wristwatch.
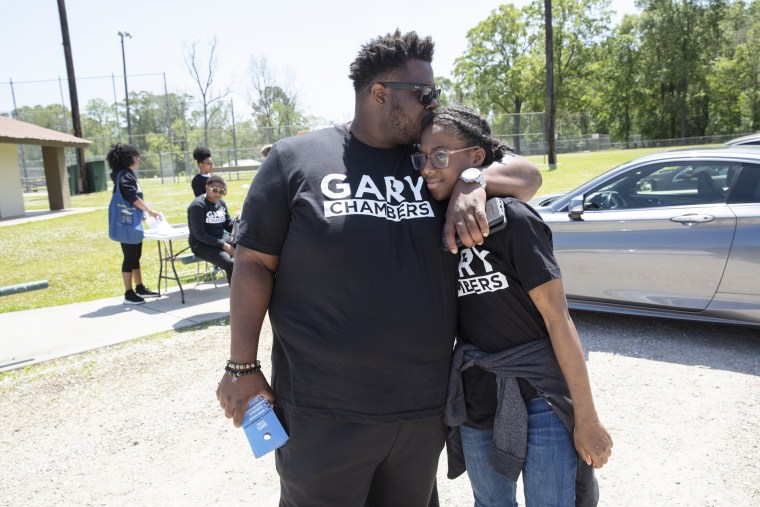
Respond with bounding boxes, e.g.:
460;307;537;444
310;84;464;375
458;168;486;189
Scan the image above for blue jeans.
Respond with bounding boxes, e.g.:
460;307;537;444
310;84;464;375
460;397;577;507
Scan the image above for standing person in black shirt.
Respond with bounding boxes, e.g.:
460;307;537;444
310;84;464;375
191;146;213;197
107;143;162;305
187;174;235;284
417;106;612;507
216;31;542;506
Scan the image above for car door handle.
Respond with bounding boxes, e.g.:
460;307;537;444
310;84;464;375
671;214;715;224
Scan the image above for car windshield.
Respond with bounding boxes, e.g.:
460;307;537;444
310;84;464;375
583;161;743;210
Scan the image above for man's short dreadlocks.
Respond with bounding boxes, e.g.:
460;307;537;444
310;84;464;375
348;29;435;93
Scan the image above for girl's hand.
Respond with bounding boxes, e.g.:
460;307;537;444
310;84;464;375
574;419;613;468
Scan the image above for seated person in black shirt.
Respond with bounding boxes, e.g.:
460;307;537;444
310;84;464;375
187;174;235;284
191;146;214;197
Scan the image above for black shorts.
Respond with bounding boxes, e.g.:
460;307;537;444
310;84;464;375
274;406;446;507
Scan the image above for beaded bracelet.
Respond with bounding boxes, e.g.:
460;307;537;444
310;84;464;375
226;359;261;371
224;360;262;384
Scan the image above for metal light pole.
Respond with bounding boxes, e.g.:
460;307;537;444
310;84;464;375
118;31;132;144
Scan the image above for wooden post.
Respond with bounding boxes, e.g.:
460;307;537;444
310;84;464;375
545;0;557;170
42;146;71;210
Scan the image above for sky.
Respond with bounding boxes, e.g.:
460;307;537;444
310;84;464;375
1;0;638;125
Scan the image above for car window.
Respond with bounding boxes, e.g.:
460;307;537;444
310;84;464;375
583;161;742;211
727;163;760;203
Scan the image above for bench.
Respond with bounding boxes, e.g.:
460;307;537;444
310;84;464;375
177;255;223;287
21;177;47;193
0;280;49;297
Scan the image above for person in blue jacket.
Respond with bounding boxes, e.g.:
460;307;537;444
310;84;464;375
107;143;161;305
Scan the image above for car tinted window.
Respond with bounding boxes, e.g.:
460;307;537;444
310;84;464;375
727;163;760;203
583;161;741;211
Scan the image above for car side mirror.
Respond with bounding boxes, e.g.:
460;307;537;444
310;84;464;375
568;195;584;220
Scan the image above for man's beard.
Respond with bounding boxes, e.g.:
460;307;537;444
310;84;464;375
386;100;430;145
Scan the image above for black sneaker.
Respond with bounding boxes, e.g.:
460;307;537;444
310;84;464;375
135;284;159;297
124;289;145;305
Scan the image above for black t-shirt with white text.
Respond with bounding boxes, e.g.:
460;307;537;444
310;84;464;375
237;125;458;423
456;198;562;428
187;195;233;249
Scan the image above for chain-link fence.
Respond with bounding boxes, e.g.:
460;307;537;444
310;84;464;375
4;72;755;195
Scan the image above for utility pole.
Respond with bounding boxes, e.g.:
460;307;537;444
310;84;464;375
545;0;557;170
118;31;132;144
57;0;88;192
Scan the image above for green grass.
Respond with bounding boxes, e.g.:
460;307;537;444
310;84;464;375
525;146;687;195
0;176;252;313
0;147;691;313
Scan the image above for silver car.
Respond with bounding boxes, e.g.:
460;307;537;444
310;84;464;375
724;133;760;146
531;146;760;328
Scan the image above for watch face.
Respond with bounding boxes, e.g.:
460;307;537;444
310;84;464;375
460;168;481;181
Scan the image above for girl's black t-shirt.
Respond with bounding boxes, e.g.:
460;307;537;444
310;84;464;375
456;198;562;428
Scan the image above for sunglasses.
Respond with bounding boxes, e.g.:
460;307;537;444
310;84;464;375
377;82;441;105
411;146;479;170
208;186;227;195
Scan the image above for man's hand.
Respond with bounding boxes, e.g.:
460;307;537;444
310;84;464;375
574;419;613;469
443;181;488;254
223;243;236;257
216;370;275;428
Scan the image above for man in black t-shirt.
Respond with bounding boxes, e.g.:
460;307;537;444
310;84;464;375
216;30;541;507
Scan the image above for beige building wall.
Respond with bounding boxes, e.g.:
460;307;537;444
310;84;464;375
0;143;25;218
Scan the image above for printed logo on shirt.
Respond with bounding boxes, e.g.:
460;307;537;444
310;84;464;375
457;246;509;297
320;173;434;222
206;208;227;224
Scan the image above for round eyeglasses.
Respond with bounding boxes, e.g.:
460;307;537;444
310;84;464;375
411;146;479;170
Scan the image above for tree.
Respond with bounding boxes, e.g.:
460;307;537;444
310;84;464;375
529;0;613;126
81;98;120;156
248;55;305;142
14;104;70;131
592;15;642;144
185;38;228;147
434;76;467;107
454;3;544;152
636;0;728;139
734;0;760;130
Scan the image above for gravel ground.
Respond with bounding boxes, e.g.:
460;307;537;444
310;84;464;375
1;311;758;506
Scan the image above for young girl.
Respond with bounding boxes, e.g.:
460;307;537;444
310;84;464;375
191;146;214;197
415;106;613;506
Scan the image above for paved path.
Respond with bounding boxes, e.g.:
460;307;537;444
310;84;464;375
0;283;230;372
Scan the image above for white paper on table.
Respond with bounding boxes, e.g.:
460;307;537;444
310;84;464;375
145;213;173;233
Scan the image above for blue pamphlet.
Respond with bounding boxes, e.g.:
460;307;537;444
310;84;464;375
242;396;289;458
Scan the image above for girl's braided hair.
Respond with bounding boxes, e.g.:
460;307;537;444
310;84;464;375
423;105;513;167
